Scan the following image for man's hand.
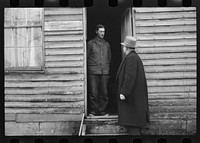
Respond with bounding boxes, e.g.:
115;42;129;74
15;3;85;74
120;94;126;100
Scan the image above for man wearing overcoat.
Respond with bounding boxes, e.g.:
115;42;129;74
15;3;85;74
116;36;150;135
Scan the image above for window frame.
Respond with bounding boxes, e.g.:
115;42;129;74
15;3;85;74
4;8;45;72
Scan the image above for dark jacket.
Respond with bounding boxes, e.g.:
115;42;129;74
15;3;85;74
87;36;111;74
116;50;150;127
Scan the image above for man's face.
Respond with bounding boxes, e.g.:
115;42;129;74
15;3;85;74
123;45;127;54
96;28;105;39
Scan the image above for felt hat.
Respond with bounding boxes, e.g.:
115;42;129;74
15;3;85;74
121;36;136;48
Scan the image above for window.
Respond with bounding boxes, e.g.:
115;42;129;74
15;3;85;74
4;8;43;71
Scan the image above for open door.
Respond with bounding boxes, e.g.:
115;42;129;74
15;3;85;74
121;8;133;60
86;6;123;117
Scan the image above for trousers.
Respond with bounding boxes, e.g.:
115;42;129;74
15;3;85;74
88;74;109;114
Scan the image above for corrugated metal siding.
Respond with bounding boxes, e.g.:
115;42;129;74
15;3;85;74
5;8;86;135
133;7;196;135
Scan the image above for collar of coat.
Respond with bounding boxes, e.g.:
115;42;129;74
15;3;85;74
93;36;106;43
116;50;136;79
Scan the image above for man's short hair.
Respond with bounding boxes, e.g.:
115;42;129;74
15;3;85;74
95;24;105;31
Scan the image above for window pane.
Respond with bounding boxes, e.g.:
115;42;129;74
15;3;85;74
4;9;12;26
4;8;43;70
12;8;27;26
4;29;12;47
29;28;42;47
5;47;42;68
27;8;42;26
4;8;42;27
13;28;28;47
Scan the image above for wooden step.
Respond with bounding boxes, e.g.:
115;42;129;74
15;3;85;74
83;115;128;135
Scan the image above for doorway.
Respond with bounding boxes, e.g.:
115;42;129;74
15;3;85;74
86;6;125;115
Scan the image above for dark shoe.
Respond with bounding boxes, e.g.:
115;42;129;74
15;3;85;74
99;112;109;116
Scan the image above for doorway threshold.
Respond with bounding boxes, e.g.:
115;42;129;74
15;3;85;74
86;115;118;119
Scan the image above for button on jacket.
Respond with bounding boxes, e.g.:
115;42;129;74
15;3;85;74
87;36;111;74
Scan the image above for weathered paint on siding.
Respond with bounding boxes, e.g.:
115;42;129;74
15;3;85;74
133;7;196;135
5;8;86;136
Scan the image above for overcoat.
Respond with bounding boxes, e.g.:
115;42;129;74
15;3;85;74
116;50;150;127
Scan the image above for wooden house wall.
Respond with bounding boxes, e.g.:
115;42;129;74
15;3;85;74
133;7;196;135
5;8;86;135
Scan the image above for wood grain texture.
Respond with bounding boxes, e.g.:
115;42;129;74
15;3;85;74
5;107;83;114
5;101;84;108
136;32;196;40
5;74;84;81
136;19;196;27
5;81;84;87
139;53;196;60
148;86;196;93
5;114;16;121
134;8;196;13
5;94;84;102
144;65;196;72
45;55;84;61
136;39;196;47
40;122;80;135
142;120;187;135
5;87;84;95
16;114;83;122
135;12;196;20
46;67;84;74
146;72;196;79
136;46;196;53
5;122;40;136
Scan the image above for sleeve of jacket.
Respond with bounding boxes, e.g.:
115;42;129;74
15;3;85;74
107;43;111;64
87;41;92;58
120;54;138;98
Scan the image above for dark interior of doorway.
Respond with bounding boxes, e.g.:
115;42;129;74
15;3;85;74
87;6;125;115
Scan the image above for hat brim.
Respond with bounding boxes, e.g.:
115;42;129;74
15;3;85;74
120;43;125;46
120;43;135;48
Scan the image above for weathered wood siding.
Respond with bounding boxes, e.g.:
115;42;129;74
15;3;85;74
5;8;86;136
133;7;196;135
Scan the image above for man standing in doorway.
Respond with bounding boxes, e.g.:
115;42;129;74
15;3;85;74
87;24;111;116
116;36;150;135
